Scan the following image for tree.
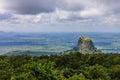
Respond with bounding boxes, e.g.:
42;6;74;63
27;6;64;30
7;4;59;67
11;61;60;80
84;64;110;80
110;64;120;79
68;73;86;80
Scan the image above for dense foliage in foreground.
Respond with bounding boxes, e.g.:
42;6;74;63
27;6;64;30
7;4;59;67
0;52;120;80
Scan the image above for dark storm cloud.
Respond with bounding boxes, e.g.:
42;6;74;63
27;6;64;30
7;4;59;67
3;0;120;15
6;0;57;15
5;0;86;15
2;0;120;23
0;0;120;32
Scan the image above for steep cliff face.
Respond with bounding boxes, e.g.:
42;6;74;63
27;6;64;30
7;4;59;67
77;36;96;53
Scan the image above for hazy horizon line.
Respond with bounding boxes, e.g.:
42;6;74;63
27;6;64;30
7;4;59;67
1;31;120;34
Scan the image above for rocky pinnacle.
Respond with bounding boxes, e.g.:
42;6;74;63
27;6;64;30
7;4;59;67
77;36;96;53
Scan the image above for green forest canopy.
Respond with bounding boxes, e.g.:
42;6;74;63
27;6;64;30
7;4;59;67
0;52;120;80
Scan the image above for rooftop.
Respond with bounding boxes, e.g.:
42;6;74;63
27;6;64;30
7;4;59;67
80;36;91;41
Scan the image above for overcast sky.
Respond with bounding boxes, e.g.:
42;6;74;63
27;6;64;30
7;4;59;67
0;0;120;32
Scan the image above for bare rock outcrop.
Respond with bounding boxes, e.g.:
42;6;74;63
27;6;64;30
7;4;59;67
77;36;97;53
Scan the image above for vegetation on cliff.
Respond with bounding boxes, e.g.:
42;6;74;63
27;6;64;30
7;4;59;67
0;52;120;80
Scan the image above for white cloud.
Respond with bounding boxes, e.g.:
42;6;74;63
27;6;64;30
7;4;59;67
0;0;7;13
55;9;70;20
79;8;103;18
0;0;120;32
32;15;42;23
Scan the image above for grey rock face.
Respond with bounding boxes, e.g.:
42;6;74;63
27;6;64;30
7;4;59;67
77;36;96;53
